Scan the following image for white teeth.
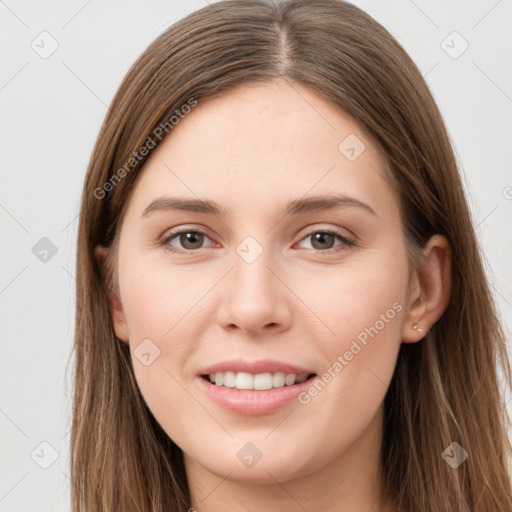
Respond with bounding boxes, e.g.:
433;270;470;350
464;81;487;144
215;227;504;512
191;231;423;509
272;371;286;388
252;373;270;390
206;371;311;390
223;371;236;387
285;374;296;386
235;372;253;390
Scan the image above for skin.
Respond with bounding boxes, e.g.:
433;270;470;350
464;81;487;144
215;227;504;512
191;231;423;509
96;79;451;512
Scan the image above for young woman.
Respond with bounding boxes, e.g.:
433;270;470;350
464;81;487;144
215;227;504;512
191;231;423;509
70;0;512;510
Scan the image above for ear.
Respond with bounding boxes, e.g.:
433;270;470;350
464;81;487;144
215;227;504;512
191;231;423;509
401;234;452;343
94;245;130;344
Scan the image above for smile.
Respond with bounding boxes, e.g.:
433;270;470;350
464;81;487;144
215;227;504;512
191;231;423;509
197;372;318;415
202;371;315;390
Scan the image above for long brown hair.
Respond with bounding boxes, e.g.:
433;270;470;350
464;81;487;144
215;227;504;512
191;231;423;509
70;0;512;510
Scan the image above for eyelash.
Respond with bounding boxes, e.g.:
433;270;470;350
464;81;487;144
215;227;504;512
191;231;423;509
159;226;356;254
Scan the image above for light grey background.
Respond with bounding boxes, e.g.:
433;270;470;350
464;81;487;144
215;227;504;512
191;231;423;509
1;0;511;510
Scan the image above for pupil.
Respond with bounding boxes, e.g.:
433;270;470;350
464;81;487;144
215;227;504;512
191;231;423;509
312;232;334;250
181;232;203;249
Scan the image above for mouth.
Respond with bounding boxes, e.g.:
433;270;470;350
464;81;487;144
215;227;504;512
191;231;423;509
200;371;317;391
197;370;318;415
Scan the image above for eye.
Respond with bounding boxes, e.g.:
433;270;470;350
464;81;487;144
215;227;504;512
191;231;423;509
161;228;215;253
160;226;356;254
296;228;355;252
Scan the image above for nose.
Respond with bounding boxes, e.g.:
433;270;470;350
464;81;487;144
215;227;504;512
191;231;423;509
216;250;292;335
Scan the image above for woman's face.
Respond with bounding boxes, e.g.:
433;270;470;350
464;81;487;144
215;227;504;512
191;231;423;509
106;80;415;485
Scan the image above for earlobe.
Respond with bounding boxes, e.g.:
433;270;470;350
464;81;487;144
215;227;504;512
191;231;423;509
401;234;452;343
94;245;130;344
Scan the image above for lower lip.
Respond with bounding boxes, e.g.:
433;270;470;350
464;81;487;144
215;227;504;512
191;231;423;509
197;375;317;415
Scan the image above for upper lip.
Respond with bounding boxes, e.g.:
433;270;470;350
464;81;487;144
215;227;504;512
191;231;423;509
198;359;316;376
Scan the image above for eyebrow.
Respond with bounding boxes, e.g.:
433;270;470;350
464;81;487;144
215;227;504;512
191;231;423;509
141;193;378;218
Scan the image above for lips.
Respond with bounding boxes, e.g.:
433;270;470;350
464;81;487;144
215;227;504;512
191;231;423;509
196;358;319;414
198;359;315;376
197;370;318;415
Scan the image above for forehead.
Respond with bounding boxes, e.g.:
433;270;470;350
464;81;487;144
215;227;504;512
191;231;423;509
124;80;398;222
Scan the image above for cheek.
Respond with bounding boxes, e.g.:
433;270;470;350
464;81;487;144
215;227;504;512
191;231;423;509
294;251;407;409
118;263;205;434
293;251;408;346
119;257;203;343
